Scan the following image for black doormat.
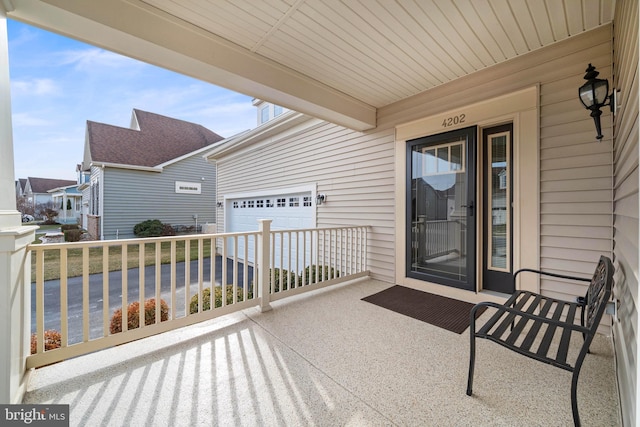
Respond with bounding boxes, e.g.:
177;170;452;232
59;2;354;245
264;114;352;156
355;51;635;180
362;285;486;334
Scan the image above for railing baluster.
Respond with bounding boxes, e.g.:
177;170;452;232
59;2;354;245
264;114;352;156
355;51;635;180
35;248;44;354
233;235;238;303
155;241;161;325
102;246;109;338
221;237;227;306
243;235;248;301
170;240;176;319
82;247;89;342
139;243;145;329
60;248;68;347
198;238;204;311
121;245;128;333
185;239;191;313
212;238;217;303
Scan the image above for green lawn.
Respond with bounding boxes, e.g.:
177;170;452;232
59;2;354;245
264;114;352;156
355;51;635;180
31;239;215;282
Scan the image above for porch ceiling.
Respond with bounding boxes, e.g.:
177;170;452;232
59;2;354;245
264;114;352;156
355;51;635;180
5;0;614;130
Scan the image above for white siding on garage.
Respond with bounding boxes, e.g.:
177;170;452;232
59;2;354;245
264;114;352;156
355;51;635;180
612;1;639;425
215;25;614;297
215;119;396;283
225;189;314;268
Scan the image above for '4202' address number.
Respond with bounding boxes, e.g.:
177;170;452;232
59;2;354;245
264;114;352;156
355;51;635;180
442;114;466;127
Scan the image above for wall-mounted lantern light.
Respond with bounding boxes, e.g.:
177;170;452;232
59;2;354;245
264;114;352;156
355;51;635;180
216;201;223;208
578;63;614;140
316;193;326;205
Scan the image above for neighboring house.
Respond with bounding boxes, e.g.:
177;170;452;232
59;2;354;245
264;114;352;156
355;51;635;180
48;184;83;224
22;177;76;218
81;109;225;239
14;178;26;198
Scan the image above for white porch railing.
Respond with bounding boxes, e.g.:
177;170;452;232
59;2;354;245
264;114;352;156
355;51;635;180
27;221;368;368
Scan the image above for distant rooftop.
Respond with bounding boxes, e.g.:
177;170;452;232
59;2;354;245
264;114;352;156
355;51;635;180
86;109;224;168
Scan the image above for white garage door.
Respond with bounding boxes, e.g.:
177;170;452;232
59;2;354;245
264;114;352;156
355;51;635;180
225;190;315;269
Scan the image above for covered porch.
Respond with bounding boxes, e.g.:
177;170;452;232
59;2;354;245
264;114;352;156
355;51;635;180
24;277;619;426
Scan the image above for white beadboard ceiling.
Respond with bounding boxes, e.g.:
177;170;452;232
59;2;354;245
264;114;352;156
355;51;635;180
140;0;614;107
7;0;615;129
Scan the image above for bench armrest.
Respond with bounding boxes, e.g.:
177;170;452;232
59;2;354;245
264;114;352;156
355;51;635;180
513;268;592;284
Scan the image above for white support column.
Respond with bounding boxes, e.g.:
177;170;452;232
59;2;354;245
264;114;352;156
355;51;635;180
257;219;272;312
0;11;36;404
0;10;18;228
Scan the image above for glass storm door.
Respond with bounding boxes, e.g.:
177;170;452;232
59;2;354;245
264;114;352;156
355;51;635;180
406;126;476;290
482;124;513;293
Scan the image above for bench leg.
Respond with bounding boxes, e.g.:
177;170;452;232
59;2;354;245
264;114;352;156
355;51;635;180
571;370;581;427
466;313;477;396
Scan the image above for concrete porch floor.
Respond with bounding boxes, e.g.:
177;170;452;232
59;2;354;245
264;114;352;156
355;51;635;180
24;278;621;426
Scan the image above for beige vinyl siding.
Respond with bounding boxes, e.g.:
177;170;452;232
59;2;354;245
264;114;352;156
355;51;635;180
612;0;639;425
217;24;614;291
216;120;396;282
383;26;613;300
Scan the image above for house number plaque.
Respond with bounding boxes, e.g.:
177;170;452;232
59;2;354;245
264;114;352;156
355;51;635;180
441;113;466;128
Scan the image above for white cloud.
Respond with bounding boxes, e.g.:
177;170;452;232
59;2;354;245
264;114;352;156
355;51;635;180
11;78;59;96
11;112;54;127
57;48;144;72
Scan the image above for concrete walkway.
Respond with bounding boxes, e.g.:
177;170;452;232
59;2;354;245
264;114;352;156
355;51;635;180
24;278;621;426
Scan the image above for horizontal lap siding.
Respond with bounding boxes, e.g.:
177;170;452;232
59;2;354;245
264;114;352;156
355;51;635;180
612;1;639;425
102;155;216;240
381;27;614;301
539;35;613;301
216;121;396;282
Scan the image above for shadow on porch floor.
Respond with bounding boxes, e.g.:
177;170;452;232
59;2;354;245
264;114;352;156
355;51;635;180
24;278;620;426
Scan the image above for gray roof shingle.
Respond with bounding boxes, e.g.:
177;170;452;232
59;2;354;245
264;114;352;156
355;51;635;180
28;177;76;194
87;109;224;168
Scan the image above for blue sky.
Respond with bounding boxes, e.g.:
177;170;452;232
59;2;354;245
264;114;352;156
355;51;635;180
8;19;257;181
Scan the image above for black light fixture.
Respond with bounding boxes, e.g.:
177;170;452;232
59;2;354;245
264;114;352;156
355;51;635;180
578;63;613;140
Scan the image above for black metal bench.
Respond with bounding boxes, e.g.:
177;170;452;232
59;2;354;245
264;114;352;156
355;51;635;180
466;256;614;427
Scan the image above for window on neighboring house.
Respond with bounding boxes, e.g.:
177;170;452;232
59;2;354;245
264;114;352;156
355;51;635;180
274;105;283;116
90;181;100;216
260;106;269;124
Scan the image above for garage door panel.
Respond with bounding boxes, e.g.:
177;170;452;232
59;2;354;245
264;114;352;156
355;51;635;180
227;191;314;270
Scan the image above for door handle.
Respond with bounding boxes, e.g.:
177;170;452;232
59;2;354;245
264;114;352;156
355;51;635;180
461;201;474;216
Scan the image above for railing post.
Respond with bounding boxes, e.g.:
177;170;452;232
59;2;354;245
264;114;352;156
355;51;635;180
258;219;272;312
0;228;36;404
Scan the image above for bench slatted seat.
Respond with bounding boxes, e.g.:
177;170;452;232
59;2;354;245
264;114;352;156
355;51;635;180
466;256;614;427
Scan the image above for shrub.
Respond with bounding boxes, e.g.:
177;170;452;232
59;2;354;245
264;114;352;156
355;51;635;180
189;286;253;314
64;229;82;242
271;268;298;292
42;208;59;225
304;265;340;284
162;223;176;236
133;219;164;237
30;329;62;354
109;298;169;334
61;224;80;231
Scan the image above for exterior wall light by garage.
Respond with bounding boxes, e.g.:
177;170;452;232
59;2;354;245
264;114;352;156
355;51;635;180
578;63;614;140
216;201;223;208
316;193;326;205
